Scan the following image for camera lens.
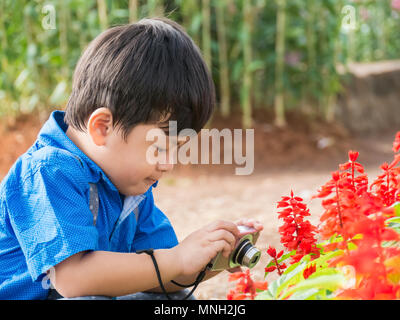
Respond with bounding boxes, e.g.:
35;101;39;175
233;239;261;268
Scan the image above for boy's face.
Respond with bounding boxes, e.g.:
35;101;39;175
79;108;182;196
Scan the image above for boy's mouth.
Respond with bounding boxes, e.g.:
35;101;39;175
146;178;157;184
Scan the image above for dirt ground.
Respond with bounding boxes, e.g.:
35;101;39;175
0;110;398;299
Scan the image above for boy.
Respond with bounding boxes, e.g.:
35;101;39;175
0;18;263;300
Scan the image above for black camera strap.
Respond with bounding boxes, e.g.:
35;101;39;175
137;249;209;300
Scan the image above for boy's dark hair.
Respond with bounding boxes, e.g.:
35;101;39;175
65;17;215;140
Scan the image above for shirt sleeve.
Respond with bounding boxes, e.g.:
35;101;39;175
131;187;178;252
5;153;98;282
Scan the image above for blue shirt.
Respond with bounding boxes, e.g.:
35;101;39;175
0;110;178;300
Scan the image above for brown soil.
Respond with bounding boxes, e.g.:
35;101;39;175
0;110;398;299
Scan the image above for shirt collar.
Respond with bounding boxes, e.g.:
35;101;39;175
34;111;108;192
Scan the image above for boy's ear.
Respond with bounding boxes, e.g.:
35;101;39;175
87;108;114;146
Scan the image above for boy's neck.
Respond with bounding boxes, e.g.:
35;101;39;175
66;126;95;162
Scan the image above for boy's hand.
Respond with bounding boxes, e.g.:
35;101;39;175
235;218;264;233
175;220;240;276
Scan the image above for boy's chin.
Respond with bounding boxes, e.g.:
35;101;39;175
122;181;154;196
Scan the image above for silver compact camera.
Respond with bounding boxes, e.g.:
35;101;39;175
208;225;261;271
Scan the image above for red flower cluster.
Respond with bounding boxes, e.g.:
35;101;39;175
228;132;400;300
315;151;370;248
227;269;268;300
332;209;400;299
277;191;320;263
393;132;400;153
316;133;400;299
370;156;400;206
303;264;317;279
265;246;287;275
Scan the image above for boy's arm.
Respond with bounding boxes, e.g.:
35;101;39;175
50;248;182;298
50;220;239;298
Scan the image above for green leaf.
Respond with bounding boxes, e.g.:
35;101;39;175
310;249;344;267
287;287;321;300
14;69;29;90
276;262;307;298
387;217;400;224
50;81;68;105
283;273;346;299
255;290;275;300
307;267;340;279
393;202;400;217
247;60;265;73
277;250;295;264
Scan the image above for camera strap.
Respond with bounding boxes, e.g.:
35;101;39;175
137;249;210;300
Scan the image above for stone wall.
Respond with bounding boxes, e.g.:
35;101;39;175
336;60;400;134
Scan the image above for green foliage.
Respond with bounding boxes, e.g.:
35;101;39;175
0;0;399;123
258;248;346;300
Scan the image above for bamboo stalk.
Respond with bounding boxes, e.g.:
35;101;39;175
325;4;342;123
76;2;88;50
202;0;212;70
148;0;164;17
201;0;213;129
241;0;253;128
216;0;231;118
306;0;316;76
377;1;386;60
347;30;355;63
274;0;286;127
300;0;317;116
97;0;108;30
0;1;8;51
181;1;200;46
59;0;69;78
129;0;139;23
306;0;316;106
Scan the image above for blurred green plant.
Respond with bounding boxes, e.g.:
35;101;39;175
0;0;399;126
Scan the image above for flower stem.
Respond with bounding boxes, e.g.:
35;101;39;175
274;257;283;276
335;181;344;229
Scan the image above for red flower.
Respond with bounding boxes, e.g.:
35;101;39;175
227;270;267;300
303;264;317;279
348;150;359;162
264;266;277;273
267;246;276;258
265;246;287;276
276;192;319;264
392;131;400;153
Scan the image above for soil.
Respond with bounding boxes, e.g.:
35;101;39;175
0;109;398;299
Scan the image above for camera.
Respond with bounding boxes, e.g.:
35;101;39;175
207;225;261;271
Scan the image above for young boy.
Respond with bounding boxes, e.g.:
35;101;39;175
0;18;263;300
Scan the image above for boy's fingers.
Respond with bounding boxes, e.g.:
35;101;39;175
207;220;240;238
221;241;234;257
253;221;264;231
209;229;236;250
236;218;264;231
213;239;233;258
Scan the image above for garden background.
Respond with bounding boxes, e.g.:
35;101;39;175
1;0;400;299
